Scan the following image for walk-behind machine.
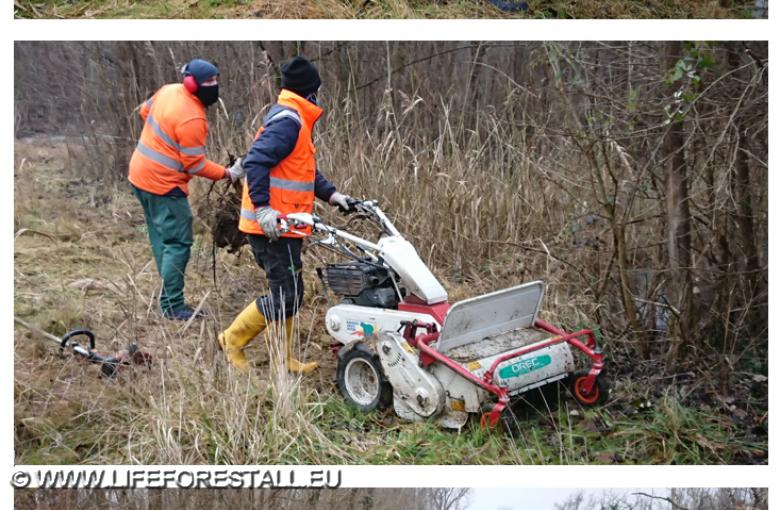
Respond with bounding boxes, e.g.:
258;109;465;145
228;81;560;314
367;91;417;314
279;200;608;429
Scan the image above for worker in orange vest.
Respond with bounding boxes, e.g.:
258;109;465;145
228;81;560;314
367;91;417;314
129;59;245;321
218;56;352;373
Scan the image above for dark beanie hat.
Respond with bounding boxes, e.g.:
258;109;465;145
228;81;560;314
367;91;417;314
182;59;220;85
280;56;321;97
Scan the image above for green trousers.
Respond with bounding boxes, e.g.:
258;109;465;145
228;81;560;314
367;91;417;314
132;185;193;315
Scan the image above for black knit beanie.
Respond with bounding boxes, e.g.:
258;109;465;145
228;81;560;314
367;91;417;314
280;56;321;98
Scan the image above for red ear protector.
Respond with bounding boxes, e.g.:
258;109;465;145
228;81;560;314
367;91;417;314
181;63;198;93
183;74;198;93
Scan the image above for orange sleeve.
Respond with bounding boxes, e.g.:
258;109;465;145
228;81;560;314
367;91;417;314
138;95;155;122
175;117;227;181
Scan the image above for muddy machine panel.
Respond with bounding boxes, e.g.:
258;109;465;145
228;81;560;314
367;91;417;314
437;281;546;353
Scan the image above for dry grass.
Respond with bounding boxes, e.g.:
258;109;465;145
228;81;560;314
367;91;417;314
13;0;754;19
14;130;767;465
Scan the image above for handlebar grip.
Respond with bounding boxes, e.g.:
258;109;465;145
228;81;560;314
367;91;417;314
275;214;289;233
339;198;361;215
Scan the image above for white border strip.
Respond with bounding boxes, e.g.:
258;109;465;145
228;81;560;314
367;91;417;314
10;20;772;42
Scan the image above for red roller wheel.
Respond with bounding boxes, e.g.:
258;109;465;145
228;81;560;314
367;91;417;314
570;371;608;407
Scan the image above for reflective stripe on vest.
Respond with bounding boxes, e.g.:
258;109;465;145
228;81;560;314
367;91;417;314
240;208;255;220
135;141;183;172
270;176;314;192
266;109;301;127
187;159;206;175
181;145;206;156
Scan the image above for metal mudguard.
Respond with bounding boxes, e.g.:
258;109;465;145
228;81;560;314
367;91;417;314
376;236;448;305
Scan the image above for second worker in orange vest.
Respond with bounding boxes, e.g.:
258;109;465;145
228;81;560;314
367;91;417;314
218;56;352;374
129;59;246;321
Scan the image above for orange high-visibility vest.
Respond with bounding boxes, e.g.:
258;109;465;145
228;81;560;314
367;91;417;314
239;89;323;238
128;84;226;196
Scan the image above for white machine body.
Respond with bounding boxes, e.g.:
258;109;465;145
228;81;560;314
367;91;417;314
325;304;440;345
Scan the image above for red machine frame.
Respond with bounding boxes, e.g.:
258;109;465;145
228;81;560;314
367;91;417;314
399;318;605;427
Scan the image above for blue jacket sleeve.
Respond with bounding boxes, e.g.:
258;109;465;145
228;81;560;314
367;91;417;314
244;117;299;208
314;169;337;202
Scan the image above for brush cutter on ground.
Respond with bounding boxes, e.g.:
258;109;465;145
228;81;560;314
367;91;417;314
14;317;152;379
279;200;607;429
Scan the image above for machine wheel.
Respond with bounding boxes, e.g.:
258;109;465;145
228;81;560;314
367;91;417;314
337;343;393;412
569;371;609;407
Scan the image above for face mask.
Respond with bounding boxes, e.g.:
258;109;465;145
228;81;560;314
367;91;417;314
196;84;219;107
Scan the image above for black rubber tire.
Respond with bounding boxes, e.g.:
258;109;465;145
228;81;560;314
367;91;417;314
336;342;393;412
568;370;609;407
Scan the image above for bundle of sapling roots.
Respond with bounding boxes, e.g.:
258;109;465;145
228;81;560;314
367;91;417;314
195;98;258;254
198;177;247;254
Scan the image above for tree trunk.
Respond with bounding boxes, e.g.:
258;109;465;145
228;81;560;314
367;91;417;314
728;44;759;293
663;41;694;364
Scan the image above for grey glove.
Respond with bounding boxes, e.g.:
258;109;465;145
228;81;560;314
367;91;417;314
227;157;246;183
329;191;351;211
255;206;281;241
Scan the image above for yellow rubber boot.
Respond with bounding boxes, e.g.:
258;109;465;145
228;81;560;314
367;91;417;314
217;302;266;373
285;318;318;374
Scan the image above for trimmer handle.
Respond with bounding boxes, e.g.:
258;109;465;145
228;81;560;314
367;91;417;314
60;329;151;379
60;329;96;353
276;213;318;238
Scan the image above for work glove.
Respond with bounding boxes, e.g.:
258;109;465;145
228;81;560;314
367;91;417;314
256;206;281;241
226;157;246;183
329;191;353;213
